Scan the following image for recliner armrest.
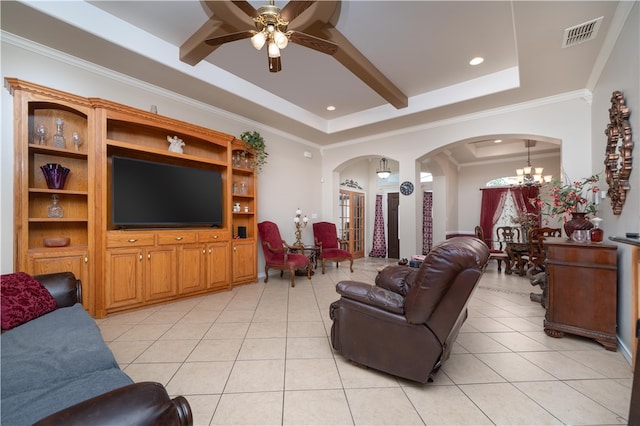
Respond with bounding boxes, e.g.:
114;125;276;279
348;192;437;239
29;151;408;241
34;272;82;308
336;281;404;314
33;382;193;426
375;265;416;296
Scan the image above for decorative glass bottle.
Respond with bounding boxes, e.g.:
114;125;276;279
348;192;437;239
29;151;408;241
589;217;604;243
47;194;63;218
52;118;66;149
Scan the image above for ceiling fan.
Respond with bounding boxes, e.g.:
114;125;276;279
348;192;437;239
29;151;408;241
180;0;408;109
204;0;337;73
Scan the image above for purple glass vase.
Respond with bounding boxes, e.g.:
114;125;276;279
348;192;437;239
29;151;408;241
40;163;70;189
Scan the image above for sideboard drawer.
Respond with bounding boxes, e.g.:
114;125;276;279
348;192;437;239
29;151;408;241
106;232;155;248
157;231;197;245
198;229;230;242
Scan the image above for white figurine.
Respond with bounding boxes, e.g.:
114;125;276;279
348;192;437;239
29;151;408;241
167;135;185;153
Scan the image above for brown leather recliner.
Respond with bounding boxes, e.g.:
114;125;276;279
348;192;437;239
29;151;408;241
329;237;489;383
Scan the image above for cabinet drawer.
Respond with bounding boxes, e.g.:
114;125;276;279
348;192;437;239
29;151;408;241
107;232;154;248
198;230;230;242
157;231;197;245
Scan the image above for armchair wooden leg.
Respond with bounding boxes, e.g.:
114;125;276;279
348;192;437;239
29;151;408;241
349;259;353;273
321;259;326;274
306;263;311;280
264;266;269;283
289;267;295;287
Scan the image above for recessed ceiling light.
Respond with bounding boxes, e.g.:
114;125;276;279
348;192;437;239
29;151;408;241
326;105;336;111
469;57;484;66
494;139;502;143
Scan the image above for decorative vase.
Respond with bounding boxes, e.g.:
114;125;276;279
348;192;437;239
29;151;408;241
40;163;70;189
47;194;63;218
590;217;604;243
564;212;593;239
52;118;66;149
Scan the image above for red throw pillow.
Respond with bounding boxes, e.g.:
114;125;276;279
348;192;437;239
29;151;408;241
1;272;58;331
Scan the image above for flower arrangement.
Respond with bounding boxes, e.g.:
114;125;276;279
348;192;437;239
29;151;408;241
544;174;600;218
240;131;268;173
511;211;539;229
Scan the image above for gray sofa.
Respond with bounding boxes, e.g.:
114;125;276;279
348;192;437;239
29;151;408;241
1;272;192;425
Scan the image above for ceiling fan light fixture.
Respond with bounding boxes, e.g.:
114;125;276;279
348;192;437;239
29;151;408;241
251;32;267;50
274;30;288;49
268;42;280;58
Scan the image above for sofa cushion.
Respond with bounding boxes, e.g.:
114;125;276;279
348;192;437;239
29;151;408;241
1;272;57;330
2;368;133;426
1;303;134;425
1;304;127;396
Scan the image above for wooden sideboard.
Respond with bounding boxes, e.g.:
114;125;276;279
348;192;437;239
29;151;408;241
543;237;617;351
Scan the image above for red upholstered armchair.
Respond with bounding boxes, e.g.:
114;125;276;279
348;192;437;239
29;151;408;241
258;221;311;287
312;222;353;274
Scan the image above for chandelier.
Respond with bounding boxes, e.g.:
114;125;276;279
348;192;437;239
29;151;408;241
516;140;552;186
376;158;391;179
250;1;289;71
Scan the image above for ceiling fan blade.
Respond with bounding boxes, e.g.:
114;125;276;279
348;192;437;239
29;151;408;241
205;30;254;47
279;1;315;23
287;1;338;32
309;24;408;109
204;1;256;29
180;17;232;65
268;56;282;73
289;31;337;56
230;0;258;19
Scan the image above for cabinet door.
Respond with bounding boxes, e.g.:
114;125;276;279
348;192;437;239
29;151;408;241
145;247;177;301
105;248;143;310
232;241;256;284
207;243;230;290
178;244;207;294
27;250;89;309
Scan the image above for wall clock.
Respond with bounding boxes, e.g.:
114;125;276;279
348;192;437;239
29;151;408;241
604;90;633;215
400;181;414;195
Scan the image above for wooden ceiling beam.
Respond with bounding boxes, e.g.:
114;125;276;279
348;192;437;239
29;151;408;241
315;25;408;109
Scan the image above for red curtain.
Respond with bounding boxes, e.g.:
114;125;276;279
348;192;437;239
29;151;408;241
479;188;509;245
422;191;433;254
368;194;386;257
511;187;541;226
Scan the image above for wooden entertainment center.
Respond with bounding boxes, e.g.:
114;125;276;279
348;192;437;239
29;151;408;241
7;78;258;317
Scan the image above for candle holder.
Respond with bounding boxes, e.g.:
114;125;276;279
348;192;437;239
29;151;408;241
293;208;308;246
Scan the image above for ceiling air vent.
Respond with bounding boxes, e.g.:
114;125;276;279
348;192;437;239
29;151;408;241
562;16;603;48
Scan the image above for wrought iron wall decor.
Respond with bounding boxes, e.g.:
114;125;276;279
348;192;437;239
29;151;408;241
604;90;633;215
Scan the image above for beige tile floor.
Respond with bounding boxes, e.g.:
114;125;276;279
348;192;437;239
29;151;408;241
97;258;633;425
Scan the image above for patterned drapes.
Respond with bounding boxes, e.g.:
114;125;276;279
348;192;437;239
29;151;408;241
369;194;386;257
422;191;433;254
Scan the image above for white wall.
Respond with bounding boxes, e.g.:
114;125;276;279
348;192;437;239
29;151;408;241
322;96;592;259
590;2;640;360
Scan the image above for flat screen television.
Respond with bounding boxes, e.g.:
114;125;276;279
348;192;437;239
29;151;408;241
111;156;223;228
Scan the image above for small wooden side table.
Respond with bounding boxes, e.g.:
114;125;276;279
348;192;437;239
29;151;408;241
543;237;617;351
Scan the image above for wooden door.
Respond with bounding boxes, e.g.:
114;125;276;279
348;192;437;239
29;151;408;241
178;244;207;294
207;243;230;290
232;240;256;284
28;250;89;309
387;193;399;258
105;248;143;310
145;247;176;301
339;190;365;258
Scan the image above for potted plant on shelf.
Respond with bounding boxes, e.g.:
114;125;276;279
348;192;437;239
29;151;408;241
240;131;268;173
